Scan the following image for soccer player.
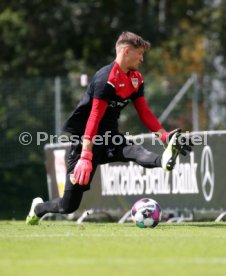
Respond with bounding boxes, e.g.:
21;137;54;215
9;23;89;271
26;31;192;225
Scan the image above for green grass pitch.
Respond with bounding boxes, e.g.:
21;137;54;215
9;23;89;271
0;221;226;276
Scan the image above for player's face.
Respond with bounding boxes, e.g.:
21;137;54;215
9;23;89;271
126;47;144;71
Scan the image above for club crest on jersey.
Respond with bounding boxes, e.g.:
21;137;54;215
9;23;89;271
131;77;139;88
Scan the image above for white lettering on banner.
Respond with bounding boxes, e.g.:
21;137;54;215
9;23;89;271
101;162;144;195
172;153;198;194
100;152;199;196
145;168;170;194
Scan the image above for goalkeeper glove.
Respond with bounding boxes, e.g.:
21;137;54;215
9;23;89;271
72;149;93;185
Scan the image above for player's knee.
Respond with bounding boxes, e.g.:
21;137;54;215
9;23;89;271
134;146;152;161
59;188;83;214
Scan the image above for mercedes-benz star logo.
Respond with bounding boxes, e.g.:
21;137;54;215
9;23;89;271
200;146;215;202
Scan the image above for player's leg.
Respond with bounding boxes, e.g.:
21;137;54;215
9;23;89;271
111;132;181;171
26;141;103;225
25;181;84;225
102;133;162;168
34;185;84;217
26;164;101;225
121;144;162;168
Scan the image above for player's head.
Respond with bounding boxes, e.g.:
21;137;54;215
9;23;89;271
115;31;151;71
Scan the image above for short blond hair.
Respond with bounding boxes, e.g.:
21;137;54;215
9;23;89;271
115;31;151;51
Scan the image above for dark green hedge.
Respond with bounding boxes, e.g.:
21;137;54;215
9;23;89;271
0;164;48;220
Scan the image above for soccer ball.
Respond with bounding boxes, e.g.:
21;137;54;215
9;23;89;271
131;198;162;228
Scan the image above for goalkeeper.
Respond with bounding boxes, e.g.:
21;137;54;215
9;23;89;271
26;31;192;225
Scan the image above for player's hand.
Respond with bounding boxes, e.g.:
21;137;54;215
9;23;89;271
160;128;181;144
72;149;93;185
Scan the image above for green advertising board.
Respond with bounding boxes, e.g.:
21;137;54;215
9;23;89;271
44;131;226;217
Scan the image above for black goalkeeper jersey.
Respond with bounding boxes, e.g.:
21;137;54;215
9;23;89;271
63;62;144;135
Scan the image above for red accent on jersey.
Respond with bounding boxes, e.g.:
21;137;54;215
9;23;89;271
84;98;108;141
107;62;143;98
133;96;163;132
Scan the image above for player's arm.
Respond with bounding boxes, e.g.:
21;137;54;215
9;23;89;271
73;98;108;185
82;80;115;150
132;96;193;154
132;96;166;138
133;96;184;141
83;98;108;150
130;81;166;139
73;77;115;185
